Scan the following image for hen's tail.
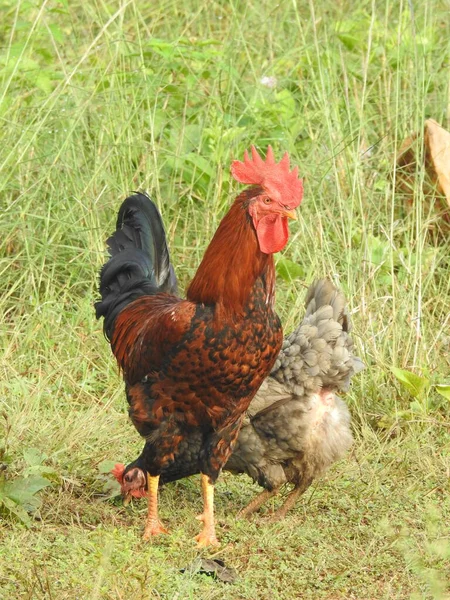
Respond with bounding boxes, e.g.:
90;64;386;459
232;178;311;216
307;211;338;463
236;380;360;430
95;193;178;340
271;279;364;396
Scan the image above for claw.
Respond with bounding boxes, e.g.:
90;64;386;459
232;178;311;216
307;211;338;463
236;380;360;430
143;519;169;540
195;528;220;548
142;473;168;541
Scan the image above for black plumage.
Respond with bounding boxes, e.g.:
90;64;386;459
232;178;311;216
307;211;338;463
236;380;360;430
95;193;178;340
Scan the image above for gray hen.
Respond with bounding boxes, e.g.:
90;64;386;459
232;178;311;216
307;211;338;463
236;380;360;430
225;279;364;519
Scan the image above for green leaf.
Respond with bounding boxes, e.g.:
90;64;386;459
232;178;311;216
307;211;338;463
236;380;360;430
336;32;361;51
183;153;215;179
391;367;430;398
274;89;296;120
8;42;26;58
48;23;63;44
367;235;389;266
2;475;51;506
24;465;60;482
409;400;425;414
35;71;53;94
435;385;450;401
101;478;122;497
0;496;31;527
276;258;305;282
23;448;47;467
98;460;117;474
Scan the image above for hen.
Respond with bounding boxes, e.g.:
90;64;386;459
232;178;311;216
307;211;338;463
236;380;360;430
95;146;303;546
113;279;363;520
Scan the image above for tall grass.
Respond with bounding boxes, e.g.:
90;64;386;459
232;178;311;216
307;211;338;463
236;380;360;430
1;0;449;598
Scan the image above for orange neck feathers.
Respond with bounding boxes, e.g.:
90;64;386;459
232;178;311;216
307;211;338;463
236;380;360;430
187;187;275;322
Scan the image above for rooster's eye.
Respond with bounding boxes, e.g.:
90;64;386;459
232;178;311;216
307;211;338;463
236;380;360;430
262;197;271;204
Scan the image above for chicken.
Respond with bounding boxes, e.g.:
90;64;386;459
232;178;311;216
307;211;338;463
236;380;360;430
112;279;363;520
95;146;303;546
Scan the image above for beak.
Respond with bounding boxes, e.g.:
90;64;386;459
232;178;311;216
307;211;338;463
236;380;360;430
123;493;132;507
283;208;298;220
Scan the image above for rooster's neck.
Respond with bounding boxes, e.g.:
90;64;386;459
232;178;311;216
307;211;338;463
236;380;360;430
186;188;275;321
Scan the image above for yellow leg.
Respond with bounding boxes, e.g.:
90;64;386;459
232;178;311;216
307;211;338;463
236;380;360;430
142;474;168;540
195;474;220;548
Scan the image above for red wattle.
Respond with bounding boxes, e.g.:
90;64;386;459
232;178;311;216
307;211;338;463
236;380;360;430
255;215;289;254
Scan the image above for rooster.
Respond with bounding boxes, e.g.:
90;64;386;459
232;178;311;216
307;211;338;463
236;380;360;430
95;147;303;546
112;280;363;520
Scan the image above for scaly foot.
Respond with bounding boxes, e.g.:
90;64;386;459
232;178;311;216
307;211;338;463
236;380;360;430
195;526;220;548
143;517;168;540
195;474;220;547
142;473;167;540
237;488;278;519
266;482;310;523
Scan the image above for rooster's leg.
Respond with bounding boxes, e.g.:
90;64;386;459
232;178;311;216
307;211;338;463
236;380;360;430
269;479;313;522
142;474;168;539
195;473;219;547
237;488;279;519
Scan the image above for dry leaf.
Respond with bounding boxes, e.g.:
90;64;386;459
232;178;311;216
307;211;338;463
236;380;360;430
424;119;450;205
396;118;450;224
181;558;238;583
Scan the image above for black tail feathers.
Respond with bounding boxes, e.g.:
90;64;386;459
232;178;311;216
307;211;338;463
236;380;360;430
95;193;178;340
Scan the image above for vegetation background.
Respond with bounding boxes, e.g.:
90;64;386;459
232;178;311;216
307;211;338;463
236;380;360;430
0;0;449;598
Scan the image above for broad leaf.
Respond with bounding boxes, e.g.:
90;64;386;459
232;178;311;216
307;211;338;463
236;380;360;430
2;475;51;507
23;448;47;467
98;460;117;474
275;89;296;120
0;495;32;527
391;367;430;398
24;465;60;482
435;384;450;401
276;258;305;282
183;153;215;179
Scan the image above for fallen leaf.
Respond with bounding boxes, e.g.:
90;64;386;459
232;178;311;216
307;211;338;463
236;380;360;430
396;119;450;224
181;558;238;584
425;119;450;206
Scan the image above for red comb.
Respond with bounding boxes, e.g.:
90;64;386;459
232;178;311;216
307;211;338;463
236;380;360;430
110;462;147;498
231;145;303;207
111;463;125;482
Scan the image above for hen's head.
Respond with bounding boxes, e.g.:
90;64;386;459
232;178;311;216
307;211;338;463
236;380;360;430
111;463;147;499
231;146;303;254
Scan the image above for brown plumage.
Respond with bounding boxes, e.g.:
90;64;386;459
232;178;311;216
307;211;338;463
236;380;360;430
95;147;303;545
113;280;363;521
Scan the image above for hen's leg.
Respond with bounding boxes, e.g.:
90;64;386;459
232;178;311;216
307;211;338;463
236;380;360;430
237;488;279;518
268;479;313;522
143;474;168;539
195;473;219;547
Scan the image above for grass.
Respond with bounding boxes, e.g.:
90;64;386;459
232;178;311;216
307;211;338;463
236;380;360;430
1;0;449;597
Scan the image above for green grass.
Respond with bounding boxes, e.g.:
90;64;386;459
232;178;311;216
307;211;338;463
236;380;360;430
1;0;449;597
